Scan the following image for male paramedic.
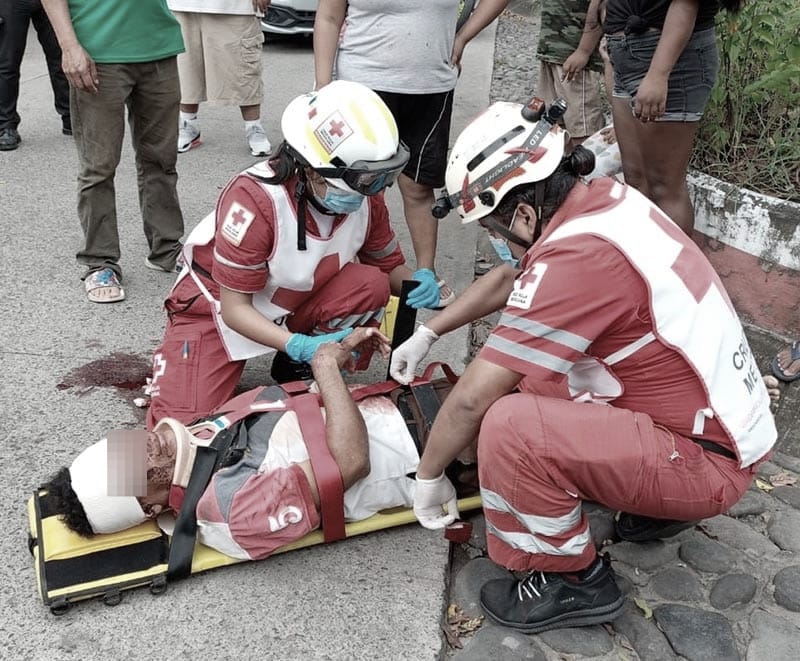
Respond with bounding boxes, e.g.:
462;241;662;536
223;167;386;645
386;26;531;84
43;328;472;561
389;100;777;632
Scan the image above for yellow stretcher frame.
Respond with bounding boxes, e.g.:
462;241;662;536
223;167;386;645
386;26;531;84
28;491;482;614
29;293;465;613
378;294;399;339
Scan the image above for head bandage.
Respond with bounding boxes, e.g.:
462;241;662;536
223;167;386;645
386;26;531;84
69;438;146;534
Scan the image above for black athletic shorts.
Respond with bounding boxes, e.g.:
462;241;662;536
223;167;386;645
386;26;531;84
376;89;454;188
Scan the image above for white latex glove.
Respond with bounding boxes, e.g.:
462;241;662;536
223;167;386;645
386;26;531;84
389;325;439;385
414;473;459;529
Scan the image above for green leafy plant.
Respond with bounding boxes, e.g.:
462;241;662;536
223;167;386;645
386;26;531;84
692;0;800;201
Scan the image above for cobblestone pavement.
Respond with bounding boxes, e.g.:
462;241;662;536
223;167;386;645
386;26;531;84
447;454;800;660
443;4;800;659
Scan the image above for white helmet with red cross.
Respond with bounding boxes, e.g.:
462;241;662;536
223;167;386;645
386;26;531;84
442;100;568;224
281;80;410;195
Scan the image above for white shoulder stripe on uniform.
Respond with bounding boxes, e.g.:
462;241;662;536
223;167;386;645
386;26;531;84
213;247;267;271
485;335;574;374
498;312;591;352
362;238;399;260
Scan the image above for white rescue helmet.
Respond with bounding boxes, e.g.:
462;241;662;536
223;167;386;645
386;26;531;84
281;80;409;195
443;101;567;224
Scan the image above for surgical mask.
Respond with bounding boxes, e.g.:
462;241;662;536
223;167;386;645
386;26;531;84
488;235;520;268
316;185;365;214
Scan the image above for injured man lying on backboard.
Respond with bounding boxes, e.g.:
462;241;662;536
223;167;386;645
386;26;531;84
40;328;478;561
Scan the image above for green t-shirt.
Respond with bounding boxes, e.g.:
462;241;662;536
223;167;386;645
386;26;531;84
68;0;184;64
537;0;603;73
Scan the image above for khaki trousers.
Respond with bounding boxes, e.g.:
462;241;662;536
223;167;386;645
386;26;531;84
71;57;184;277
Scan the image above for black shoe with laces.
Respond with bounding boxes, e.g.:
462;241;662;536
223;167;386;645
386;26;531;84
270;351;313;384
615;513;698;543
480;555;624;633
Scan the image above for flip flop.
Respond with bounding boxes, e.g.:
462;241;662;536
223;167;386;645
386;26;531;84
435;278;456;309
85;268;126;304
771;340;800;383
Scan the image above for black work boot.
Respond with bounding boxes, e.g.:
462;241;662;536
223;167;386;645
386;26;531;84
480;555;624;633
0;128;21;151
615;513;698;542
270;351;313;384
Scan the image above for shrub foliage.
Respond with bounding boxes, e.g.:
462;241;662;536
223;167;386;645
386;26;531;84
692;0;800;201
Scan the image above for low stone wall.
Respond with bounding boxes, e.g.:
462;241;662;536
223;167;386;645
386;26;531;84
689;171;799;339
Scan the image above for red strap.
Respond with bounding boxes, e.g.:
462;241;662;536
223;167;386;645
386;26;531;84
280;380;311;395
208;382;312;430
291;393;346;543
350;363;460;402
210;386;264;417
349;380;399;402
418;361;459;384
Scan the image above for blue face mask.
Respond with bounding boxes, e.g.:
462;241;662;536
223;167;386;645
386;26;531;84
316;185;365;214
488;235;520;268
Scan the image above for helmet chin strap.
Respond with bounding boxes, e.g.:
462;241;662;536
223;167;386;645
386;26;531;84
532;179;546;244
483;178;548;251
294;171;308;251
483;217;532;250
294;171;338;251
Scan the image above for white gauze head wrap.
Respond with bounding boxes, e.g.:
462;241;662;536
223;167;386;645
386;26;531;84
69;438;147;534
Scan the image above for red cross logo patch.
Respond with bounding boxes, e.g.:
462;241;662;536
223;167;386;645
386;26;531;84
314;110;354;155
221;201;256;246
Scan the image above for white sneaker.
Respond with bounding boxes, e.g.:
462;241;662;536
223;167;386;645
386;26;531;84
178;119;201;153
245;124;272;157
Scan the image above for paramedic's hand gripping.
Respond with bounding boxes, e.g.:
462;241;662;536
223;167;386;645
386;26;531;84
414;473;459;529
406;268;441;309
286;328;354;363
390;325;439;384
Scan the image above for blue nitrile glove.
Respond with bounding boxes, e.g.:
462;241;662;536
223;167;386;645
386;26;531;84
406;268;441;309
285;328;353;363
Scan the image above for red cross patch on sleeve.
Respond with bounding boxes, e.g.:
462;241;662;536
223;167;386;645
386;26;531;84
220;202;256;247
507;262;548;310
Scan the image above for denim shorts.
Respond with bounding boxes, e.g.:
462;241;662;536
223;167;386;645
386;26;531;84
606;27;719;121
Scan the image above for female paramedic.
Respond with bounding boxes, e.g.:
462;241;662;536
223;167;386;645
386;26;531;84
390;99;776;633
146;81;438;429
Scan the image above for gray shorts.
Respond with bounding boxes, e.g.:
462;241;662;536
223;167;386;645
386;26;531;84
606;27;719;122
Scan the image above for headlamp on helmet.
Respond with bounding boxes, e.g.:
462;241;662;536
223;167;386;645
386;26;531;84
432;98;568;223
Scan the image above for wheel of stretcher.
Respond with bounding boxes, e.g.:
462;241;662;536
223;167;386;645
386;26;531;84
50;598;70;616
150;576;168;595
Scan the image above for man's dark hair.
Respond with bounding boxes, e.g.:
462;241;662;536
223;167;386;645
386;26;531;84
41;467;95;537
494;146;596;225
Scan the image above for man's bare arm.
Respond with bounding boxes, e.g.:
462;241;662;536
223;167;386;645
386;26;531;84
41;0;98;92
310;328;391;488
